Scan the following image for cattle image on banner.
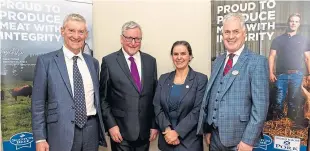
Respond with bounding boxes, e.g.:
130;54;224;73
9;85;32;101
0;0;93;151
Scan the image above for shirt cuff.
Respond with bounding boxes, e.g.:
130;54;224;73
36;139;46;143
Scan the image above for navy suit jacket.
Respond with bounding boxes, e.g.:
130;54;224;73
197;48;269;147
154;67;208;151
31;49;107;151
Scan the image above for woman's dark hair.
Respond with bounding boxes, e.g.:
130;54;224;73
170;41;193;56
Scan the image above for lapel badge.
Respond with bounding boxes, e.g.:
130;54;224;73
232;70;239;75
186;85;189;88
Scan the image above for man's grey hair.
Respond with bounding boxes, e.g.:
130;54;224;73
63;13;87;27
223;13;246;30
121;21;142;35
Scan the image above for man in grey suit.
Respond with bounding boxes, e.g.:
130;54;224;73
32;13;106;151
197;13;269;151
100;21;158;151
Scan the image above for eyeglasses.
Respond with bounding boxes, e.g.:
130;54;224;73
122;34;142;43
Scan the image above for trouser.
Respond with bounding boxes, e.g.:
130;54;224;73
110;137;149;151
71;115;99;151
209;128;237;151
275;72;304;120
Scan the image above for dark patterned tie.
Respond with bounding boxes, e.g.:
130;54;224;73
128;56;141;92
223;53;235;76
73;56;87;128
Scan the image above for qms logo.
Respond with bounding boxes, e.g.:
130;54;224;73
274;136;300;151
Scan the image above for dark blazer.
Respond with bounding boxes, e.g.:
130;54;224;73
100;49;157;141
31;49;107;151
153;67;208;151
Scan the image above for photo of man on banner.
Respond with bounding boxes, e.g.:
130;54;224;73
269;13;310;129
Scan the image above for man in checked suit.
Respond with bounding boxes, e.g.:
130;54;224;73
197;13;269;151
32;13;106;151
100;21;158;151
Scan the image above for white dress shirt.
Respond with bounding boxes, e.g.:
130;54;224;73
224;44;244;67
122;48;142;81
63;46;96;116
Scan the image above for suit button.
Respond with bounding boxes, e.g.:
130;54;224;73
71;120;75;124
220;82;223;84
213;117;216;119
215;99;218;102
214;108;217;111
217;91;220;93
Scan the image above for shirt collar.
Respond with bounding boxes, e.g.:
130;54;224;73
63;45;84;61
122;48;140;61
285;32;299;37
226;44;244;57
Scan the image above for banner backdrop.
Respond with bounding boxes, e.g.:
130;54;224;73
0;0;93;150
211;0;310;151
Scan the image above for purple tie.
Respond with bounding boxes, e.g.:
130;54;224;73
129;56;141;92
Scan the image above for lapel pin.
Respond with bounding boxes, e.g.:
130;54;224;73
232;70;239;75
186;85;189;88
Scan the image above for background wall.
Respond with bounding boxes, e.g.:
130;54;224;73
93;1;212;150
93;0;212;76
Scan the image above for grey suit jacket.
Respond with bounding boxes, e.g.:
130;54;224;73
197;48;269;147
154;67;208;151
31;49;107;151
100;49;157;141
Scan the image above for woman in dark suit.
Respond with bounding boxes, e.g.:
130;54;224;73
153;41;208;151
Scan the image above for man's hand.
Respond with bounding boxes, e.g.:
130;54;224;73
306;75;310;84
269;73;277;82
36;141;49;151
204;133;211;145
149;129;158;141
109;126;123;143
237;141;253;151
165;126;171;132
163;130;179;144
171;138;180;145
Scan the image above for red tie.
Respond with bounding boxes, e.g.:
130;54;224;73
223;54;235;76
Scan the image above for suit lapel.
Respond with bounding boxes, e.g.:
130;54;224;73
163;72;174;112
140;52;147;93
116;50;140;93
83;54;99;102
220;48;249;96
205;54;226;95
54;49;73;98
178;68;195;111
